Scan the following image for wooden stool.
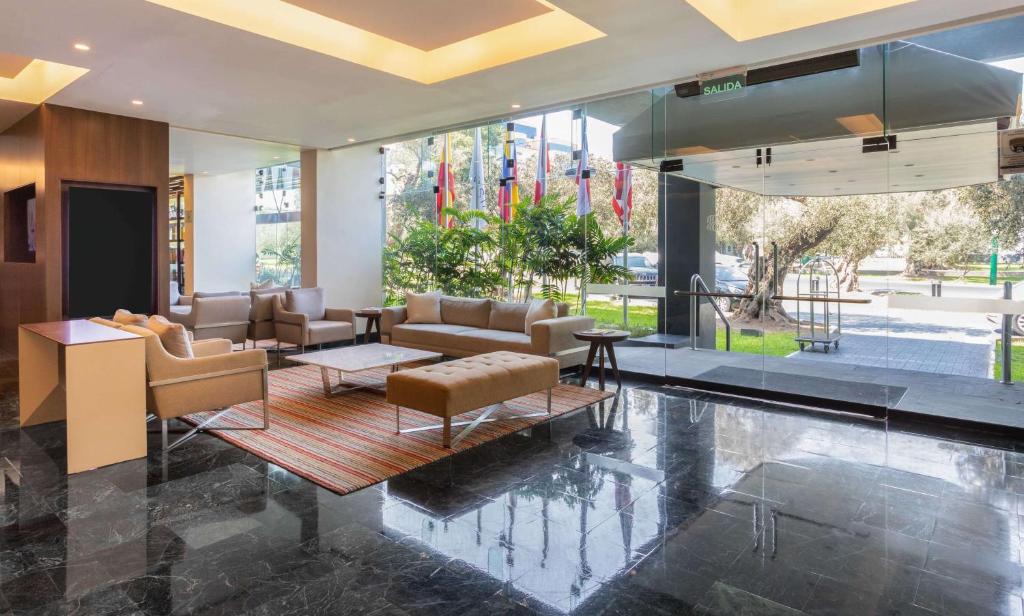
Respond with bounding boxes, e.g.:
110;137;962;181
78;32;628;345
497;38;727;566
573;330;629;391
355;308;382;344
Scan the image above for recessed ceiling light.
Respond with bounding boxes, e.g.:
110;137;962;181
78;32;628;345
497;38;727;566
732;165;740;169
511;104;521;109
828;170;838;173
914;174;924;178
131;99;143;105
73;43;90;51
806;158;815;162
347;138;356;143
272;156;280;159
904;163;915;167
201;171;209;175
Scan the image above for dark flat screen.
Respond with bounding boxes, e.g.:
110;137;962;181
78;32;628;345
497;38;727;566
66;185;155;318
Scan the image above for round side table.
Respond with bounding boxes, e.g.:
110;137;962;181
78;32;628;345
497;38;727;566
573;330;629;390
355;308;382;344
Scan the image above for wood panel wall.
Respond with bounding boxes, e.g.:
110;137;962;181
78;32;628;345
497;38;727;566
0;108;45;354
0;104;169;354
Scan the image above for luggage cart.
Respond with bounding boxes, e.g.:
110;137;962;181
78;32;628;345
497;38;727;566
794;256;842;353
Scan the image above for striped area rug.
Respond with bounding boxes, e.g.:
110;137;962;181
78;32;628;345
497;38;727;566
186;364;612;495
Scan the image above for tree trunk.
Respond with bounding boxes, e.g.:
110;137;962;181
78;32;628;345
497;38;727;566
836;256;860;292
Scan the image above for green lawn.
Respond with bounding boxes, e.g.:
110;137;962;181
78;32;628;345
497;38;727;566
994;340;1024;381
580;299;799;356
717;329;800;356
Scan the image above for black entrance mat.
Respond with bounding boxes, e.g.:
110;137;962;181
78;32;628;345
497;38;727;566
695;366;907;408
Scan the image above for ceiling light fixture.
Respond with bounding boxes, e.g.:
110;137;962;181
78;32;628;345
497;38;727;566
347;138;356;143
131;99;143;105
73;43;90;51
511;103;521;109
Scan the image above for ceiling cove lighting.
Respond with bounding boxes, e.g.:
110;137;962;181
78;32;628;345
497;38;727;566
684;0;916;42
143;0;604;84
0;58;89;105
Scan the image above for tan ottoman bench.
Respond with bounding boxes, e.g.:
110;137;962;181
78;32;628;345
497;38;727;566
386;351;559;448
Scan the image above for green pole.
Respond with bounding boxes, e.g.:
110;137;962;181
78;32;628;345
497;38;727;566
990;236;998;286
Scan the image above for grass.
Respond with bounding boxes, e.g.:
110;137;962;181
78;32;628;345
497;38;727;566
994;340;1024;382
580;299;800;356
577;300;657;338
717;329;800;356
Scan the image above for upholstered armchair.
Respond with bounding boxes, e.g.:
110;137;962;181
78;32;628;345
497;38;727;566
272;287;355;363
248;287;286;349
166;295;252;344
119;324;269;451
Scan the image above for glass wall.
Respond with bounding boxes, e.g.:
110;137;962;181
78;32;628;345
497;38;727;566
379;13;1024;424
255;161;301;287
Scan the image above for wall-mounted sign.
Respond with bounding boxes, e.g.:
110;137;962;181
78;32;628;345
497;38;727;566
701;73;746;97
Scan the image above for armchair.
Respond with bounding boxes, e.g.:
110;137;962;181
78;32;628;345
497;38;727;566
166;295;252;344
119;324;269;451
273;287;355;364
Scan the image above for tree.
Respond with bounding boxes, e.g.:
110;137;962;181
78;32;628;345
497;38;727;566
904;191;987;276
959;174;1024;253
818;194;901;291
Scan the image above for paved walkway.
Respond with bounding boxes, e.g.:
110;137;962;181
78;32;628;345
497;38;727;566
783;313;994;378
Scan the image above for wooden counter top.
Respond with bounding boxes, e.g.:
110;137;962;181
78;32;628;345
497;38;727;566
20;320;140;346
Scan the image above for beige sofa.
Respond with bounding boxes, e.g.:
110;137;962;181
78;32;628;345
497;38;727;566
381;296;594;368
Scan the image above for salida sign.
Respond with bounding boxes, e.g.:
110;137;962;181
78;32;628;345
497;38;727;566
701;74;746;97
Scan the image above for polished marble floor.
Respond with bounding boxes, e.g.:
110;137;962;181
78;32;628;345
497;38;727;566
3;373;1024;615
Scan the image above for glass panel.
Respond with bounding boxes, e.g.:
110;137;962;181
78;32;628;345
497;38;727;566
254;161;301;287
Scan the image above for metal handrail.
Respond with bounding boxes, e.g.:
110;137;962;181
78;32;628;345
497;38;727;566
689;273;731;351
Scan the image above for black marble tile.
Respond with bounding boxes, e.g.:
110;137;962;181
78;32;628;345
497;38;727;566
7;381;1024;615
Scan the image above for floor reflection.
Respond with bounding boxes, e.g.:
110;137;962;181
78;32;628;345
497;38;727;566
3;377;1024;614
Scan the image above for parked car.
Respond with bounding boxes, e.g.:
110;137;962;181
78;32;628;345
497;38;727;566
613;254;658;285
715;264;749;312
1013;282;1024;335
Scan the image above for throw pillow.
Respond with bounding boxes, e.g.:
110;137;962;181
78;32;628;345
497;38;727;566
406;291;442;324
524;299;556;335
113;309;147;325
146;315;194;359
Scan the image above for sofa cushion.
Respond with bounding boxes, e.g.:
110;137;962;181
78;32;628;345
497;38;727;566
440;296;491;328
488;301;529;332
454;329;533;354
524;299;556;334
113;309;147;325
146;315;194;359
406;291;442;324
392;323;475;349
556;303;569;318
169;305;191;317
194;290;242;298
286;287;326;321
307;320;353;345
250;289;285;321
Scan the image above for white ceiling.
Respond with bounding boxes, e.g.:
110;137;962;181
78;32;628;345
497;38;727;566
1;0;1023;150
670;123;1000;196
169;128;299;176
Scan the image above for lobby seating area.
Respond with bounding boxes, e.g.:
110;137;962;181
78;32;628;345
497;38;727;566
5;3;1024;615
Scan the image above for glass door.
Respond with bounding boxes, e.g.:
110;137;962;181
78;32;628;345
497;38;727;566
661;147;766;392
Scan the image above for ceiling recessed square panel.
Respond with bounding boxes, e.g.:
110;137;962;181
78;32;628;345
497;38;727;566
0;57;89;105
0;53;33;79
685;0;917;42
143;0;603;83
283;0;552;51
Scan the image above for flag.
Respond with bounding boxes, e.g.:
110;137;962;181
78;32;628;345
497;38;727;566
435;133;456;228
498;124;519;222
612;162;633;229
534;115;549;205
469;127;486;229
575;115;591;217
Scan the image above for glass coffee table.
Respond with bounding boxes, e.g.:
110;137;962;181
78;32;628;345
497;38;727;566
288;343;442;397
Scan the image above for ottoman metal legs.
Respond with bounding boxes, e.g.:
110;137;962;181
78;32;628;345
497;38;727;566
396;387;553;448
